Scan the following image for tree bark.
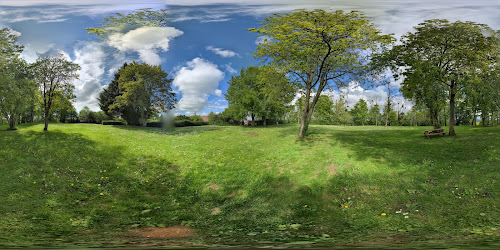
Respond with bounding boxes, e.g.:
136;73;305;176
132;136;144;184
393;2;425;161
299;86;312;138
448;80;456;136
263;116;267;126
8;115;17;130
430;109;441;129
251;114;255;126
44;109;49;131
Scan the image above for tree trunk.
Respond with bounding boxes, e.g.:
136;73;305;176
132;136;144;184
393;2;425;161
430;109;441;129
251;114;255;126
299;88;312;138
263;116;267;126
8;115;17;130
44;109;49;131
448;81;456;136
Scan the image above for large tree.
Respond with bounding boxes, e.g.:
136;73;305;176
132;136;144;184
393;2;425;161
312;95;335;124
98;63;127;117
0;28;35;130
108;62;176;126
351;99;369;125
32;54;80;131
225;66;295;126
0;58;37;130
378;20;497;135
251;10;392;137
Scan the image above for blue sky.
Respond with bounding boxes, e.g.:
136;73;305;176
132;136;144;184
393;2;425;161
0;0;499;114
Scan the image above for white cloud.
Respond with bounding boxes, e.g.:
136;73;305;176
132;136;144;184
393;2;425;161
107;26;184;65
206;46;239;58
291;81;413;113
173;58;225;115
214;89;223;97
72;42;106;111
168;1;500;40
10;30;21;37
224;63;238;74
255;35;270;45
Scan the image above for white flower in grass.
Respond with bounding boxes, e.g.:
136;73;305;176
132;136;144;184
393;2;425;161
403;212;408;215
405;216;409;219
480;213;485;216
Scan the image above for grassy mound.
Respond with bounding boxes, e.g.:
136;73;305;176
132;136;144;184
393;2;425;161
0;123;498;247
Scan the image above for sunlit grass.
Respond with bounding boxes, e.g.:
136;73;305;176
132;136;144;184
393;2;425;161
0;123;498;247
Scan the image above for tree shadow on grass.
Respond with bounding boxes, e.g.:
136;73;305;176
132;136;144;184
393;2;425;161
0;129;197;247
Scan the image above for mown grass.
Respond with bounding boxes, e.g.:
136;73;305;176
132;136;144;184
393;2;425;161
0;123;498;248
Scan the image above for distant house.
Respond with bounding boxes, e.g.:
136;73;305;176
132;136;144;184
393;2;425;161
200;116;209;122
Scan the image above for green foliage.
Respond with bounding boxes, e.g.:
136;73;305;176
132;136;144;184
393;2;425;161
0;28;23;63
98;63;126;117
0;58;37;130
225;66;295;126
0;29;37;130
32;54;80;131
78;107;96;123
251;9;392;136
107;62;176;126
312;95;334;124
368;103;381;125
351;99;369;125
377;19;498;134
86;8;168;36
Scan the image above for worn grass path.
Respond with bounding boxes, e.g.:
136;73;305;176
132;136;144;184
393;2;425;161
0;123;498;248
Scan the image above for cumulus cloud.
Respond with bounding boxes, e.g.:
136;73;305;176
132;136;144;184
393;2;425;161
206;46;239;58
292;81;413;113
173;58;225;115
72;42;106;111
107;26;183;65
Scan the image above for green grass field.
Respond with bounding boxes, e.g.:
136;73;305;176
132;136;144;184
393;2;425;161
0;123;498;248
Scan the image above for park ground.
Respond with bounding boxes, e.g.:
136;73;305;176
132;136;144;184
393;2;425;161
0;123;498;248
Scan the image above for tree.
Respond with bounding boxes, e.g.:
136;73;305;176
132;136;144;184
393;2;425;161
32;54;80;131
108;62;176;126
87;8;169;36
251;10;392;137
351;99;369;125
368;103;381;126
331;95;351;125
78;106;96;123
0;28;23;63
378;20;497;135
225;66;295;126
99;63;127;118
0;58;37;130
313;95;334;124
0;28;36;130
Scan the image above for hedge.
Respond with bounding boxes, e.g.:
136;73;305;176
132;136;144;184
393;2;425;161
102;120;126;125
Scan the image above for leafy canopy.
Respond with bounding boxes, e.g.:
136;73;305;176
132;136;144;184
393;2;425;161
87;8;168;36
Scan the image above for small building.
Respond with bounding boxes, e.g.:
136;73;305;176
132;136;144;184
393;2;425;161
200;116;209;122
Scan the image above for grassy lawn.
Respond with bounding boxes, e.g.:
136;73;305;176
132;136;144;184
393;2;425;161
0;123;498;248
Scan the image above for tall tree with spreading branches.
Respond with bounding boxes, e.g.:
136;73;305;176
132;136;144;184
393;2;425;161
32;54;80;131
376;19;497;136
250;10;392;137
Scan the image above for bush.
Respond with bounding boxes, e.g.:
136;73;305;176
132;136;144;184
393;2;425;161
102;120;126;125
146;122;162;128
94;111;108;124
175;121;207;127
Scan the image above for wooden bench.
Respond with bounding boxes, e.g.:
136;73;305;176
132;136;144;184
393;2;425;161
424;128;446;139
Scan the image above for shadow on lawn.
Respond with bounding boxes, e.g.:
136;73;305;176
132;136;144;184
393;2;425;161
0;129;197;247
